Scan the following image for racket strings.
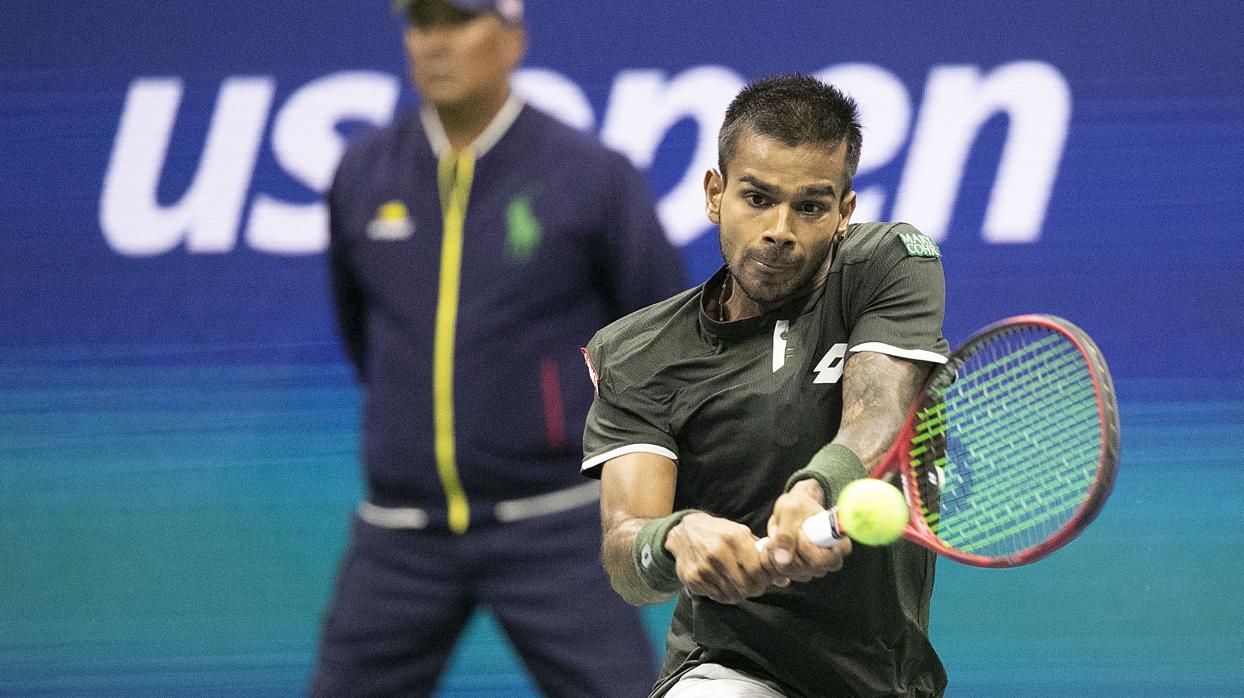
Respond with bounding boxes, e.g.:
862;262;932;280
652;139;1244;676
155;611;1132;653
908;402;948;527
916;403;1097;530
948;340;1094;541
921;326;1103;558
946;364;1096;485
954;333;1098;545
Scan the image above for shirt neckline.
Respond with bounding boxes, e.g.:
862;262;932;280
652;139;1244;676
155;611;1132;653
698;267;825;340
420;93;525;159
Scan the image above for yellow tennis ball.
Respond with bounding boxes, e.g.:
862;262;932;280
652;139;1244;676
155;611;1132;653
836;479;909;546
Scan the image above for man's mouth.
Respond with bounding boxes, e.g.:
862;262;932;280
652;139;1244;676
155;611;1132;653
750;256;795;272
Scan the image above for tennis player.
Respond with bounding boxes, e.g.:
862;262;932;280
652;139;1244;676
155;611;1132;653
582;74;951;696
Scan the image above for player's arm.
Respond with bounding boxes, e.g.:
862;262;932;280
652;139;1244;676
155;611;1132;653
835;350;928;464
600;452;778;606
764;351;927;579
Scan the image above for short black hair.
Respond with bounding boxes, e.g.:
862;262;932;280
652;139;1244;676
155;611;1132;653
717;74;863;193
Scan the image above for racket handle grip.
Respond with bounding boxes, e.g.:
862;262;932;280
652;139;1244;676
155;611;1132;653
800;509;843;547
754;509;843;551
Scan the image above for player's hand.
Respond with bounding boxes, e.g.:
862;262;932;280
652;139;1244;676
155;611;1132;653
763;479;852;583
664;512;774;604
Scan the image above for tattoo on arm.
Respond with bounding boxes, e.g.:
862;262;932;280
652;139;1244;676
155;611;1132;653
834;351;928;467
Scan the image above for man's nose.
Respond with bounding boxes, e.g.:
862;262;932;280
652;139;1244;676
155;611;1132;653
761;206;796;248
412;25;455;52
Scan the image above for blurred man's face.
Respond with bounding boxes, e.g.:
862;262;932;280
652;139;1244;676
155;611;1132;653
404;0;524;109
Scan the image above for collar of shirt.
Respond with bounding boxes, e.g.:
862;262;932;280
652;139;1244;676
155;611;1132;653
698;266;825;341
420;93;525;159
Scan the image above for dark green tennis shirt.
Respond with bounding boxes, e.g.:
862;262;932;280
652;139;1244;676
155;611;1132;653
582;222;951;697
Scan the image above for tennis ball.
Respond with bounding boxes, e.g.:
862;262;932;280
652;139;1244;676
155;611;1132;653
836;479;909;546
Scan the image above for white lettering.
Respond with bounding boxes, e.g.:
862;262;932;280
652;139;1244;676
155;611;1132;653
815;64;912;225
600;66;745;246
892;61;1071;242
99;61;1072;256
100;77;273;255
512;68;595;131
247;71;399;254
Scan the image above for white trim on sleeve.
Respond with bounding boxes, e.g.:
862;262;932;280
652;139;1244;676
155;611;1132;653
581;443;678;472
849;341;949;365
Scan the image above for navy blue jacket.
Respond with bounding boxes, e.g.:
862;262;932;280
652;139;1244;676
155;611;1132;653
327;101;686;527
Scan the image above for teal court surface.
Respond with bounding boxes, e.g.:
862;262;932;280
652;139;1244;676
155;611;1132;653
2;362;1241;696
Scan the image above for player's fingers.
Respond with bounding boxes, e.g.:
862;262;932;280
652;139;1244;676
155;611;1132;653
780;551;822;583
767;490;824;570
756;549;792;588
799;535;852;576
712;541;770;599
697;580;743;605
755;550;793;589
767;496;805;541
769;525;827;580
773;535;844;582
700;538;765;602
673;518;774;603
679;559;742;604
764;526;797;566
733;541;774;598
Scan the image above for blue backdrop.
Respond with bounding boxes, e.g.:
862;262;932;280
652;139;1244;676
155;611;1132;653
2;1;1243;695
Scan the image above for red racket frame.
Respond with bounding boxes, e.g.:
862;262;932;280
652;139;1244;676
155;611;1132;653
876;314;1120;568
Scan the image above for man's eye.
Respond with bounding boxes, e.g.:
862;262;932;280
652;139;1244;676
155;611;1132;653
798;202;825;215
744;193;768;207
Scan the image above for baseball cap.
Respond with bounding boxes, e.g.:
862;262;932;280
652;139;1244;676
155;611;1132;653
395;0;524;25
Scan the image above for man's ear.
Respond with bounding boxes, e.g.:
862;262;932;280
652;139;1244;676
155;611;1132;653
704;169;724;225
838;189;857;235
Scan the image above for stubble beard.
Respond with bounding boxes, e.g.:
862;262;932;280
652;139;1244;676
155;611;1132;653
728;261;807;307
720;237;824;310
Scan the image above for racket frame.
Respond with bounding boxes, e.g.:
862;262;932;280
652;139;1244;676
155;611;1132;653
878;314;1119;568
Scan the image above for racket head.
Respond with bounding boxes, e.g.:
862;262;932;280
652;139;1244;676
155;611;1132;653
885;314;1120;567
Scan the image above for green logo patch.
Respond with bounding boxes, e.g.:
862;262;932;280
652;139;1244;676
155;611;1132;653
505;195;542;263
899;231;941;258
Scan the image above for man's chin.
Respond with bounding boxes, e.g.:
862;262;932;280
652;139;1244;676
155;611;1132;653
414;82;466;107
734;273;797;308
425;92;465;108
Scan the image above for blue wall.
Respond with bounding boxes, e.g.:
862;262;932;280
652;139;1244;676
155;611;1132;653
2;2;1242;695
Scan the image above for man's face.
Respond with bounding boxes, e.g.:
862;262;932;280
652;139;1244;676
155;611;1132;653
404;0;524;109
705;129;857;310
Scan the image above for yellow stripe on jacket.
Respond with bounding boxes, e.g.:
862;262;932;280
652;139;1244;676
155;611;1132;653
434;149;475;533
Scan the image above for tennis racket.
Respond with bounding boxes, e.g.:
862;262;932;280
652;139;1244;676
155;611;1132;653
762;314;1119;568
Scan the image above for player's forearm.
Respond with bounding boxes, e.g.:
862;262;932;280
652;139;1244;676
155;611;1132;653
833;351;927;467
785;353;928;505
601;514;678;606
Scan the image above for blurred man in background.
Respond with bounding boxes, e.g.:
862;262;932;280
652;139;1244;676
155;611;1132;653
310;0;686;695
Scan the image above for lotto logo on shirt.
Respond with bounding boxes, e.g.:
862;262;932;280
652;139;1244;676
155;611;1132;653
813;344;849;384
